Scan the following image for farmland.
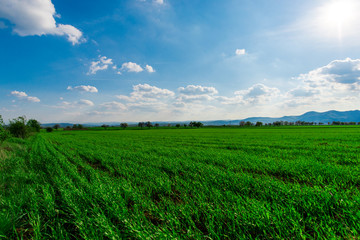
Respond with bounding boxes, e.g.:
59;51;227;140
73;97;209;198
1;126;360;239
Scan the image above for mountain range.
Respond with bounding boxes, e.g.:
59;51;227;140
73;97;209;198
41;110;360;127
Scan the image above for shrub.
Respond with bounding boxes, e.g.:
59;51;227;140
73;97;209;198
27;119;41;132
0;115;9;143
8;116;28;139
46;127;53;133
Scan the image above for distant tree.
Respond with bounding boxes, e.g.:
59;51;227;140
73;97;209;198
72;124;84;130
46;127;53;132
27;119;41;132
145;121;153;128
239;121;245;127
154;123;159;128
183;124;187;128
245;121;252;127
255;121;263;127
273;121;282;126
65;126;71;130
192;122;203;128
138;122;145;129
8;116;28;139
188;121;203;128
101;124;109;130
176;124;181;128
0;115;9;143
53;124;60;130
120;123;128;129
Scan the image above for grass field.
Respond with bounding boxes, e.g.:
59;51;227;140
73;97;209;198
1;126;360;239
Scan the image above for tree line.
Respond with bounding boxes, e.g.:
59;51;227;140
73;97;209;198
0;115;42;142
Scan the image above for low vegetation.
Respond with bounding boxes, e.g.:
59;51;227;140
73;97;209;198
1;126;360;239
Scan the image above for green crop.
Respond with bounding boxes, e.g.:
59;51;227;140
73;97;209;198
1;126;360;239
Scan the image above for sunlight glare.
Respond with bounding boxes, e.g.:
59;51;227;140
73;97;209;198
322;0;355;26
315;0;360;41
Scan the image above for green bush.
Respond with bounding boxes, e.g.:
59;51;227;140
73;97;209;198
0;115;9;143
8;116;28;139
46;127;53;133
27;119;41;132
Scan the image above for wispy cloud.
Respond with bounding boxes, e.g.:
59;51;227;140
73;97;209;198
55;99;94;109
88;56;113;75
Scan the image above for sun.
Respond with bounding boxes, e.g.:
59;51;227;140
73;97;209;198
321;0;355;26
315;0;359;40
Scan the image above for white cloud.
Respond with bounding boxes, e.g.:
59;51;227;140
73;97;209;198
117;84;175;102
154;0;164;4
178;85;218;95
11;90;40;102
120;62;143;73
218;84;280;105
77;99;94;107
145;64;155;73
176;85;218;104
67;85;98;93
27;96;41;103
88;56;113;75
301;58;360;86
235;83;280;99
281;58;360;112
235;49;246;55
11;91;27;98
0;0;84;45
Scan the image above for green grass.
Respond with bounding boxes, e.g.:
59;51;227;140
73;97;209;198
1;127;360;239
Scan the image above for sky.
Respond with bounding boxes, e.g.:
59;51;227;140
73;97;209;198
1;0;360;123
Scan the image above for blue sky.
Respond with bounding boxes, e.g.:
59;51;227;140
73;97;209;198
1;0;360;123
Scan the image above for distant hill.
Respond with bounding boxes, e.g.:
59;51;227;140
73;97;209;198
41;110;360;127
203;110;360;125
